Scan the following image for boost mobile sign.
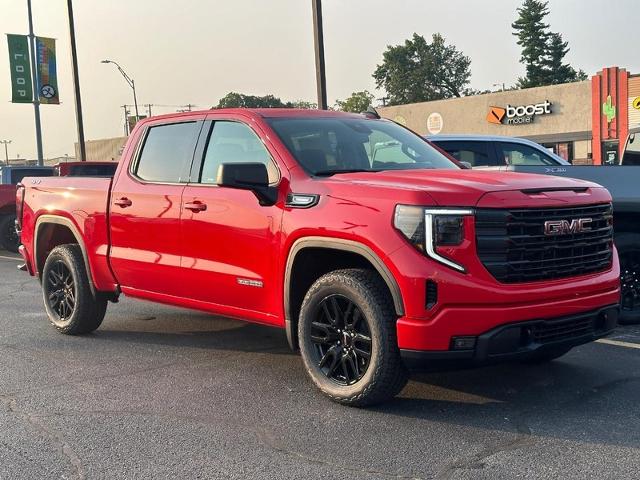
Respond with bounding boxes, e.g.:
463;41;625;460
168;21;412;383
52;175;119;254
487;100;553;125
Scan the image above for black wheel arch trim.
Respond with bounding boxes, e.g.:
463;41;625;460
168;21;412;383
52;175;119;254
284;236;405;350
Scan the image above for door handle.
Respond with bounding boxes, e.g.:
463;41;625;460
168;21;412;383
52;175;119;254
184;201;207;212
114;197;133;208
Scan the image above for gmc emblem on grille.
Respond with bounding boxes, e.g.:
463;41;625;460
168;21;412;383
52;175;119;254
544;218;593;235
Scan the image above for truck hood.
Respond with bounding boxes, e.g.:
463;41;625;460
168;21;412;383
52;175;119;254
333;169;604;207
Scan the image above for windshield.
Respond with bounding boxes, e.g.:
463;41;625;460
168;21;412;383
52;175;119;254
266;117;459;175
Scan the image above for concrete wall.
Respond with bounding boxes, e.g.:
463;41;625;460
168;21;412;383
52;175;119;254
379;81;593;141
75;136;128;162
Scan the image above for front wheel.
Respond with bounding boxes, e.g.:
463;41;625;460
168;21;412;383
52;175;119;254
616;233;640;325
0;215;19;253
42;244;108;334
298;269;408;407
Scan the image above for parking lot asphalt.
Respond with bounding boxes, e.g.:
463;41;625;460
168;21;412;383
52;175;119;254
0;253;638;479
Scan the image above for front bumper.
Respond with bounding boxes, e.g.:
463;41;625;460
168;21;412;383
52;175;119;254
400;305;618;367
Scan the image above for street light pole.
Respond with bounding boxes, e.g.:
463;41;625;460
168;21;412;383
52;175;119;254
311;0;328;110
66;0;87;161
102;60;139;123
0;140;11;165
27;0;44;165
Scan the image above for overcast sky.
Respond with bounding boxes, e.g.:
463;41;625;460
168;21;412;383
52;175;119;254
1;0;639;160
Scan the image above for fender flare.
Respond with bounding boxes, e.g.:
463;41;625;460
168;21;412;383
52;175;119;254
283;236;405;349
34;215;97;296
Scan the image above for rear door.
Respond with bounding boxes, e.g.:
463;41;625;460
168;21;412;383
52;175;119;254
109;116;204;295
179;115;284;319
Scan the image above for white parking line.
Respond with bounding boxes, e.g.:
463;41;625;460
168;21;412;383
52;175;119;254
0;255;21;262
596;338;640;350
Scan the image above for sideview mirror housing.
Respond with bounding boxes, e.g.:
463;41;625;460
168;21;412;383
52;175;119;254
217;163;277;206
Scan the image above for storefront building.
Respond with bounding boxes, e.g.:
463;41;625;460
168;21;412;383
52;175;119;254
379;66;640;165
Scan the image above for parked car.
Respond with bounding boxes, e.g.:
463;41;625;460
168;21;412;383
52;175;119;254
16;109;620;406
429;133;640;324
0;166;54;252
53;161;118;177
621;126;640;165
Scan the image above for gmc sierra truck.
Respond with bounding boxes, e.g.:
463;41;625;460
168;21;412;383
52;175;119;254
17;109;620;406
430;132;640;324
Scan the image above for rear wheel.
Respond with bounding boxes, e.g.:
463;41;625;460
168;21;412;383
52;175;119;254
0;215;19;253
616;233;640;325
298;269;408;407
42;244;107;334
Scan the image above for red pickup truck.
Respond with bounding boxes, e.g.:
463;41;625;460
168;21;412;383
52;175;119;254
17;109;620;406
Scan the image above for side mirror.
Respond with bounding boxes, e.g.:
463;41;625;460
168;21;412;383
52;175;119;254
460;161;473;169
217;163;277;206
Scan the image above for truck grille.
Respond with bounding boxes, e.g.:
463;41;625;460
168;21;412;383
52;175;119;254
475;203;613;283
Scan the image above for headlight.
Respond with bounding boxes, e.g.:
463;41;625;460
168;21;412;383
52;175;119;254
394;206;473;272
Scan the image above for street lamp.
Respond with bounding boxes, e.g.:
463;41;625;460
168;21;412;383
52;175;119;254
101;59;140;122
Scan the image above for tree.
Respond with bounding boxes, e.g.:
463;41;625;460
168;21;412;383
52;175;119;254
512;0;551;88
335;90;375;113
288;99;318;109
373;33;472;105
543;32;588;84
512;0;587;87
216;92;288;108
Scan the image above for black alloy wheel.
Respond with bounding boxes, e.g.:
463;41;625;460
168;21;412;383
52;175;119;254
0;215;19;253
45;260;76;321
310;294;372;385
620;252;640;316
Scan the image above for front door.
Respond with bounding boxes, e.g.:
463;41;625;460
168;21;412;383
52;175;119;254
179;118;283;320
109;117;204;295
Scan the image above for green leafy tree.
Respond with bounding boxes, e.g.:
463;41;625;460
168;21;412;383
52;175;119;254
216;92;288;108
287;99;318;109
335;90;375;113
373;33;472;105
513;1;587;87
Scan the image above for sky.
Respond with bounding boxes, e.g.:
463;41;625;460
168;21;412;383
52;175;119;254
1;0;639;160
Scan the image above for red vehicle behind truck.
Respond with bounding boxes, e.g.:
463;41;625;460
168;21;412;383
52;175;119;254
16;109;620;406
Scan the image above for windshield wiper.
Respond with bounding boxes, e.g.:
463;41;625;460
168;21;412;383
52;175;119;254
313;169;380;177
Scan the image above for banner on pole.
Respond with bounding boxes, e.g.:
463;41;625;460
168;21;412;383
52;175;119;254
36;36;59;104
6;34;33;103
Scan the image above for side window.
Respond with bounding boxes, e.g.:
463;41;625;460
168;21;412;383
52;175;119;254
135;122;200;183
200;121;279;185
434;141;495;167
496;142;557;166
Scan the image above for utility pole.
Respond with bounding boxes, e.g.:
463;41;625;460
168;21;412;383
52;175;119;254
122;105;130;135
145;104;153;117
67;0;86;161
0;140;11;165
27;0;44;165
311;0;328;110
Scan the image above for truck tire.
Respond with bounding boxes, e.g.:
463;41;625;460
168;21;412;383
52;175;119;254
298;268;408;407
0;215;19;253
42;244;107;335
616;233;640;325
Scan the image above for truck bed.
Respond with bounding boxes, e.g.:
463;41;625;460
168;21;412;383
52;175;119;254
20;176;117;290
